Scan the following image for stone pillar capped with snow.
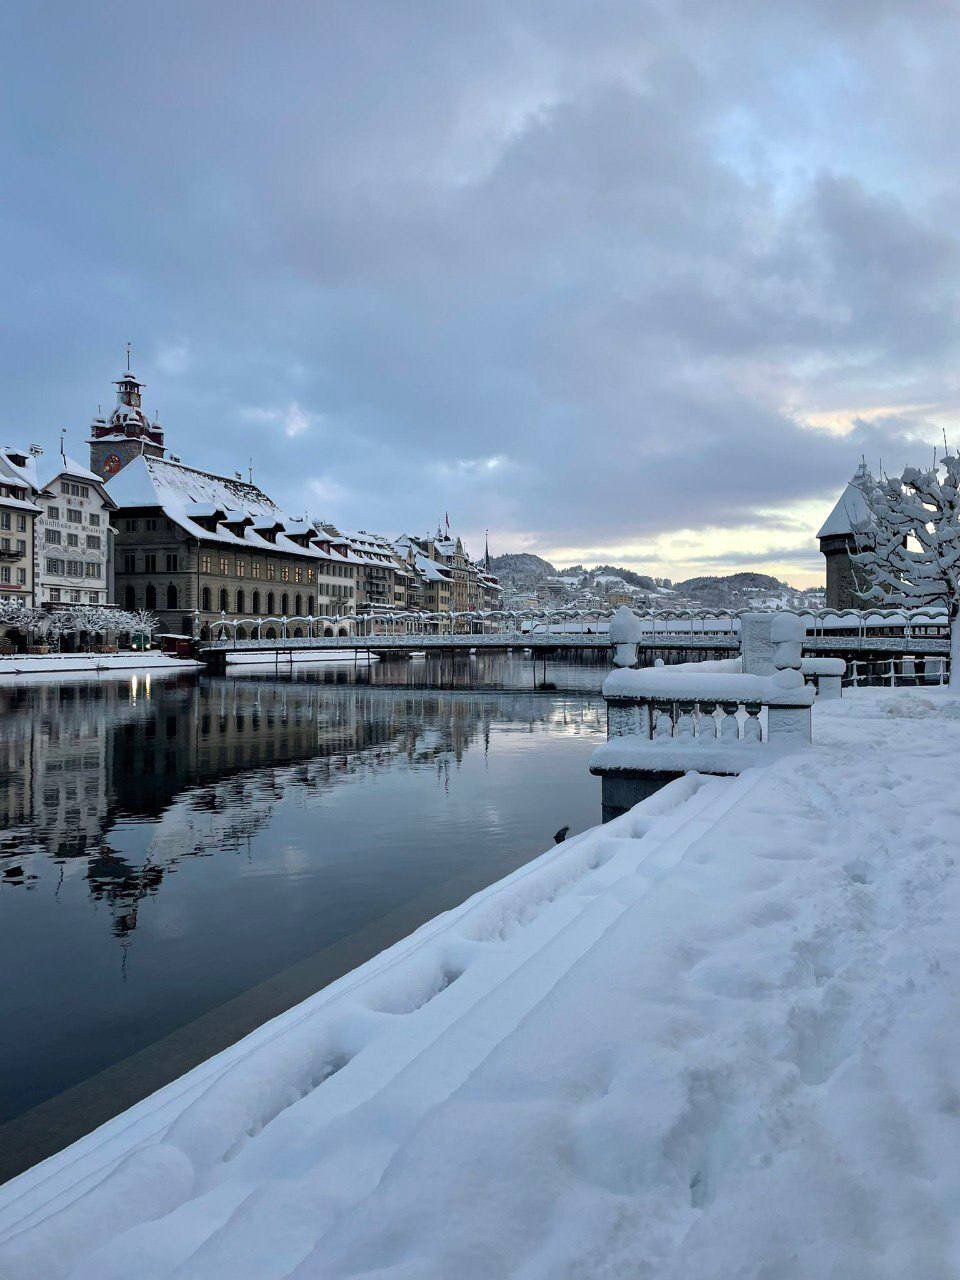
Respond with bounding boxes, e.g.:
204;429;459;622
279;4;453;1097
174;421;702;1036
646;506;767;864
768;613;811;743
609;605;643;668
741;612;777;675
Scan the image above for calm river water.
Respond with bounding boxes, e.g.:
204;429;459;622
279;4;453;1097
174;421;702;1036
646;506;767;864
0;654;606;1136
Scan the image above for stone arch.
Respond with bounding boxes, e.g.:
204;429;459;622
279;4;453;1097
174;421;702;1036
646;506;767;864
201;585;212;611
166;583;178;610
324;625;334;637
123;583;136;610
266;591;275;614
145;583;157;609
281;592;289;615
236;589;246;614
252;590;261;614
219;587;229;612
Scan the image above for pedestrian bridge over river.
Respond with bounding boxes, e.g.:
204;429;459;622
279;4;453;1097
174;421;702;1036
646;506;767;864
196;605;951;673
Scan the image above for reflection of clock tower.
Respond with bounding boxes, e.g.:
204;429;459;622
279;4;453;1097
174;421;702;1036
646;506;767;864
88;345;166;481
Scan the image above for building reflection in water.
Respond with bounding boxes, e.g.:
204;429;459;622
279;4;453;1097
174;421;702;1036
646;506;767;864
0;671;602;940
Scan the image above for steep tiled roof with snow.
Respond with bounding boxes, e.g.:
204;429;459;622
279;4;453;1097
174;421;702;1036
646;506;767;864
40;456;116;505
817;466;875;540
414;553;452;582
0;446;40;492
107;455;346;562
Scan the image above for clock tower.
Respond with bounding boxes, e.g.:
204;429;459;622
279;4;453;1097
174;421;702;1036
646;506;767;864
88;345;166;481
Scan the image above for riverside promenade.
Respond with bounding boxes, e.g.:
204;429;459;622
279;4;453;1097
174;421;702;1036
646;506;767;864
0;652;202;680
1;686;957;1279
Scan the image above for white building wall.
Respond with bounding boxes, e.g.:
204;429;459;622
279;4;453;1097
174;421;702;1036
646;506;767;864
37;472;114;605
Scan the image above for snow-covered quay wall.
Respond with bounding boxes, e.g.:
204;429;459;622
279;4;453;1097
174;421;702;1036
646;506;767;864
3;689;960;1278
0;652;202;681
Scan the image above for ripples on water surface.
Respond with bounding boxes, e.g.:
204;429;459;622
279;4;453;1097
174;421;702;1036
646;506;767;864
0;654;605;1124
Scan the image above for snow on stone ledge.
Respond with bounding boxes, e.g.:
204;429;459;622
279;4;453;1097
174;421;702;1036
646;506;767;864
589;736;783;775
602;667;815;705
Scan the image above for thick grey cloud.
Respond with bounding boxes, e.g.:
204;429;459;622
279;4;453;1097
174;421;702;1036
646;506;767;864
1;1;959;577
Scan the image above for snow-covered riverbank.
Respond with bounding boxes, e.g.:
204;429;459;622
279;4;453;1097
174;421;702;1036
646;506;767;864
0;652;202;681
2;687;959;1279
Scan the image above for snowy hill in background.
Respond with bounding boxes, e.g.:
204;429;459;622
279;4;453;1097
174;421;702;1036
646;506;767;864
491;555;818;606
489;553;557;583
674;572;789;606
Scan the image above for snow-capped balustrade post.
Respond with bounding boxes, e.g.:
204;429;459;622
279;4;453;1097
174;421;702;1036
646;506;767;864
743;609;845;699
740;612;778;675
609;604;643;668
766;613;812;745
800;657;845;700
590;633;815;820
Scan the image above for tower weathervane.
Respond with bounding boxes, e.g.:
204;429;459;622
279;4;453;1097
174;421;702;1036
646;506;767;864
126;342;132;373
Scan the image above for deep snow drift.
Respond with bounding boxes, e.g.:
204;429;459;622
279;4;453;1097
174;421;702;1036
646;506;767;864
2;688;960;1279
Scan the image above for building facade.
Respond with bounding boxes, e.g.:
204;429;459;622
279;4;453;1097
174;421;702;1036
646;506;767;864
83;358;500;630
37;458;116;606
108;459;362;637
0;447;40;606
395;528;501;613
319;527;407;614
86;365;359;636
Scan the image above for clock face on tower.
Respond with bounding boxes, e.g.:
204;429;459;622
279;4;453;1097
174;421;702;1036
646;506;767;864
103;453;122;477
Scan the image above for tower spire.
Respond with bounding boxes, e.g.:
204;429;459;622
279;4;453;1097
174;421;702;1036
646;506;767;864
90;345;164;480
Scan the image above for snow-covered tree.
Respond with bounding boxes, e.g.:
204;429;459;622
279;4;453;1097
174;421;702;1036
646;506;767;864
126;609;158;642
0;600;40;629
0;602;160;649
851;454;960;688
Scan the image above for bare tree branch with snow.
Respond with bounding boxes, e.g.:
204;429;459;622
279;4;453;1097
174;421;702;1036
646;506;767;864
851;454;960;687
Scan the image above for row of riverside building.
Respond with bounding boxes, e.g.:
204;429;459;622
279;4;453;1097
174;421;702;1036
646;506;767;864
0;360;501;638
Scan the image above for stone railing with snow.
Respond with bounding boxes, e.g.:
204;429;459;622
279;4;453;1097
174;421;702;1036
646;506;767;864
590;613;816;820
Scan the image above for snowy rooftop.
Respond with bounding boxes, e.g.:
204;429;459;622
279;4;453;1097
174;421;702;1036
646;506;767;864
107;455;343;561
0;447;40;492
2;686;957;1278
817;465;875;539
414;552;453;582
41;455;113;499
0;493;42;514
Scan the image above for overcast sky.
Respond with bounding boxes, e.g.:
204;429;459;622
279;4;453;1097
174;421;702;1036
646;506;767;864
2;1;959;585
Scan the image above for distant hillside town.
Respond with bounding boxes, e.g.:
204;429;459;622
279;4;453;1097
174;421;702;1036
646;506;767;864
0;354;500;642
492;555;826;613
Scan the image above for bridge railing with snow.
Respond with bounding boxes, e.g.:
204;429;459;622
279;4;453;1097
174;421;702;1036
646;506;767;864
592;613;816;820
189;603;950;649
